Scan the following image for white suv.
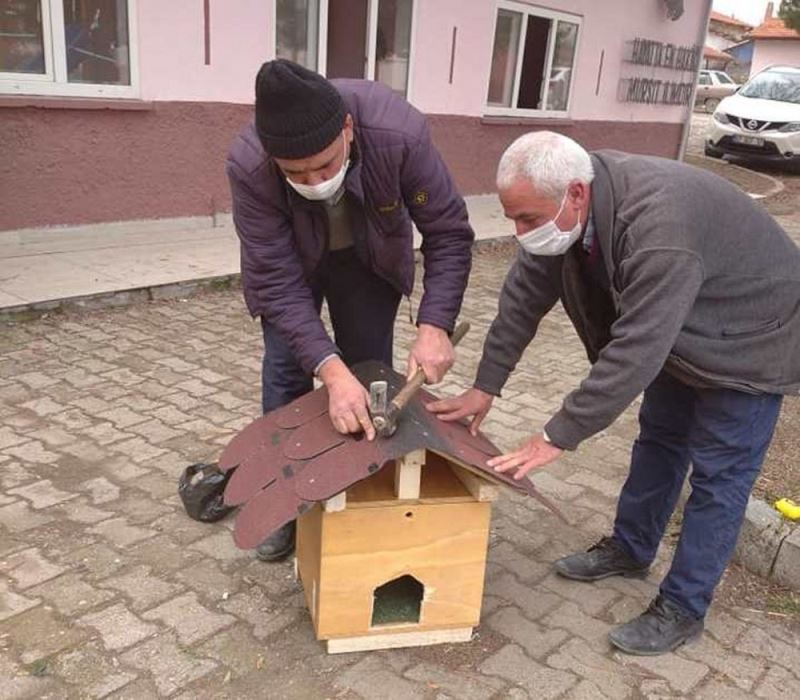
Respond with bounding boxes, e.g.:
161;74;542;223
706;65;800;166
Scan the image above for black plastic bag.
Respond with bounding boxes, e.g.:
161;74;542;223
178;462;236;523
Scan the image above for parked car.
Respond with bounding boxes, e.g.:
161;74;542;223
706;65;800;166
695;69;738;112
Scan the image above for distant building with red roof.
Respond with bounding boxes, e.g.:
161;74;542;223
702;44;733;71
705;9;753;79
709;10;752;30
751;16;800;41
747;3;800;76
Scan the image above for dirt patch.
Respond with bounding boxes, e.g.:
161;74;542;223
732;158;800;219
715;561;800;630
756;397;800;506
405;625;508;671
684;154;779;197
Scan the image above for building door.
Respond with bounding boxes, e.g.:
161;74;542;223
275;0;414;97
326;0;369;79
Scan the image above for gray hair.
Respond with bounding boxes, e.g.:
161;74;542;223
496;131;594;198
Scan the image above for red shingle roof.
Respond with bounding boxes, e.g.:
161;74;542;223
709;10;752;29
750;17;800;40
220;361;561;548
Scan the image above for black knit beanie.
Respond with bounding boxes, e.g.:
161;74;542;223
254;59;346;159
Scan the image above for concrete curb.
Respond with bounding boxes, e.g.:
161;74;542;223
773;527;800;590
0;274;241;323
0;239;517;323
735;496;799;591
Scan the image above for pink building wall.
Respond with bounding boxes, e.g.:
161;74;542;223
137;0;271;102
1;0;709;230
135;0;706;123
751;39;800;76
412;0;706;122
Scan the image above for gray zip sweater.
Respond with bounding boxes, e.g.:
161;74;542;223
475;151;800;450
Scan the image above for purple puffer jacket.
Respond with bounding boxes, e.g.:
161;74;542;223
225;79;474;375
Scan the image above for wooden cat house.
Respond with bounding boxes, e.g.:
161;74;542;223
218;361;557;653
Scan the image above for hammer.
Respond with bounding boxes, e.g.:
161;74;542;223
370;321;470;438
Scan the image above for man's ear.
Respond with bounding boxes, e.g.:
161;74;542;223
567;180;588;207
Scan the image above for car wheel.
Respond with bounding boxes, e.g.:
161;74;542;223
704;98;720;113
704;143;723;159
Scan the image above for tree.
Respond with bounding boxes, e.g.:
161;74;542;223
779;0;800;32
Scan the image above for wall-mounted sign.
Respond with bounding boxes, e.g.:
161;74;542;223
618;37;701;106
619;78;694;105
626;38;701;71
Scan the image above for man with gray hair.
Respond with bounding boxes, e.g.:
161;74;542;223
429;131;800;655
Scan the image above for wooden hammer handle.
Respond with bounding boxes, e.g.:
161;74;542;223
389;321;471;416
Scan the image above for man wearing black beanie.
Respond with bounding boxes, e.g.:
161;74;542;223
226;60;474;561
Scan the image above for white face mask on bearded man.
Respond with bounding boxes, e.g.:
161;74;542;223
286;133;350;202
516;190;583;256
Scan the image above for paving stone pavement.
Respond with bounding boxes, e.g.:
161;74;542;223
2;247;800;699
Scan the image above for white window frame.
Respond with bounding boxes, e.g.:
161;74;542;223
0;0;140;98
485;1;581;118
274;0;417;101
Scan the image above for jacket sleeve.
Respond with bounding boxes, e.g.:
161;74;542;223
227;160;338;375
545;246;705;450
400;121;475;333
474;251;560;396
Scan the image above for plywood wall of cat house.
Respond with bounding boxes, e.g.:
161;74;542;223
296;449;499;653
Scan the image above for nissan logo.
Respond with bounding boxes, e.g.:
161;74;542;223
747;119;759;130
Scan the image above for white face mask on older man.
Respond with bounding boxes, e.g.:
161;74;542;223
516;191;583;256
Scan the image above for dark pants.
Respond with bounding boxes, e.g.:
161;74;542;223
261;248;401;414
613;370;782;618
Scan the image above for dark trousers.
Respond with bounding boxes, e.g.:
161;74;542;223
613;370;782;618
261;248;401;414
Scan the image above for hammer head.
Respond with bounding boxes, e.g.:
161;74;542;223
369;380;396;438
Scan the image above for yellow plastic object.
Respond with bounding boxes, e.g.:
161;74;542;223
774;498;800;521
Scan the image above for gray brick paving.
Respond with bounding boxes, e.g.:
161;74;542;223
1;249;799;698
78;602;160;651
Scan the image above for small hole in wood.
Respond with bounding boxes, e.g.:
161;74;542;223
405;511;413;518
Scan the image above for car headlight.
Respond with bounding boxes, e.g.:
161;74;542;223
778;122;800;133
713;111;730;125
